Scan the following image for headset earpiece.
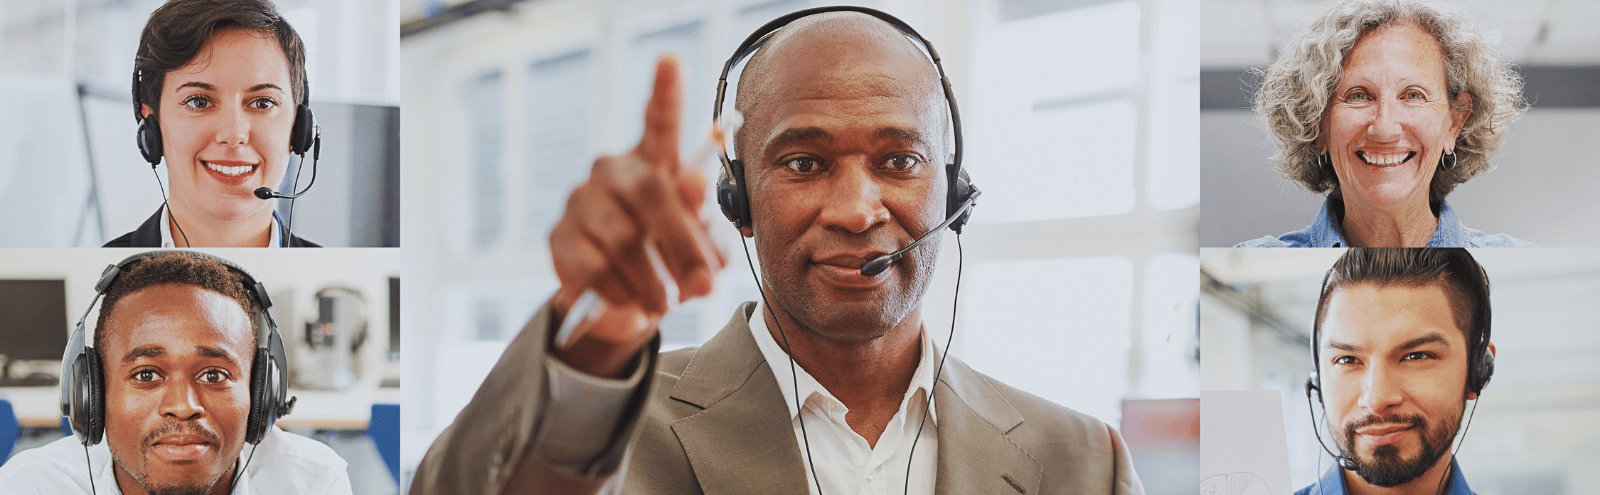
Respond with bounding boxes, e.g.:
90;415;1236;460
717;159;751;229
1471;348;1494;394
137;115;164;167
62;318;106;446
290;103;317;155
947;163;975;234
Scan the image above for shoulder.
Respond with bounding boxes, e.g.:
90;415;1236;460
0;436;100;493
289;234;322;247
1465;230;1536;248
1235;235;1292;247
248;427;351;493
966;368;1116;444
102;231;137;247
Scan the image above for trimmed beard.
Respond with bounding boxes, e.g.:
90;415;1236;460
1337;405;1462;487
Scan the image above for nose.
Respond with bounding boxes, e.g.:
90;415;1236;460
1356;362;1403;413
816;159;890;234
159;380;205;420
215;105;250;146
1367;100;1402;143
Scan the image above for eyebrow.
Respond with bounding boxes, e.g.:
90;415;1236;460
1326;332;1450;354
173;82;286;94
765;126;928;153
120;345;241;366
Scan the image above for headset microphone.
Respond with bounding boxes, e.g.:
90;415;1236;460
255;134;321;201
1305;375;1361;472
860;190;980;276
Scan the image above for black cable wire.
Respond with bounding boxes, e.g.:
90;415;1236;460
152;168;189;247
739;238;824;495
228;442;260;492
1433;398;1480;495
904;234;960;495
83;444;97;495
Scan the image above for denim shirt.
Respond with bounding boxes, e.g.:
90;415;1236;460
1235;199;1535;247
1294;457;1476;495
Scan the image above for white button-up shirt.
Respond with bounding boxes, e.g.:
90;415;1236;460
749;301;940;495
0;426;351;494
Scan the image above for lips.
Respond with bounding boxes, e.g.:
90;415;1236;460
149;433;215;462
1355;150;1416;167
811;253;890;287
1354;423;1415;446
200;160;259;186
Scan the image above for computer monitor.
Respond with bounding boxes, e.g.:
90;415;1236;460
0;279;69;375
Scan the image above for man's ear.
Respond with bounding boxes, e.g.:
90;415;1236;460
140;104;154;120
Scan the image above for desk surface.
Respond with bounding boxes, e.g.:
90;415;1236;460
0;386;400;430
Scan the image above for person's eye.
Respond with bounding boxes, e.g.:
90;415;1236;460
1403;90;1426;100
783;157;822;174
132;369;162;383
883;155;921;172
182;95;213;110
197;369;230;384
1332;355;1358;366
1402;351;1433;361
249;97;279;110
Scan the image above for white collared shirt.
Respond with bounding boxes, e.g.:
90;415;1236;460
749;301;940;495
159;204;283;248
0;426;351;494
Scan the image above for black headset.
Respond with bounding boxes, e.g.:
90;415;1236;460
713;6;976;234
59;250;296;447
133;68;317;167
1304;249;1494;471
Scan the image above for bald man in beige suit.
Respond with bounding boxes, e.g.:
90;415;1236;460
412;8;1144;495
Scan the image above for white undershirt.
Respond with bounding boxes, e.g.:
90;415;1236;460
159;203;282;248
749;301;940;495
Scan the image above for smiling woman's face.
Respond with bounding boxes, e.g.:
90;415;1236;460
148;26;294;223
1320;22;1470;212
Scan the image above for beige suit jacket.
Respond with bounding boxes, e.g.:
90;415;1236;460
412;302;1145;495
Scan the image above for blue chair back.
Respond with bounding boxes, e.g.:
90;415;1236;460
0;399;20;466
370;403;401;486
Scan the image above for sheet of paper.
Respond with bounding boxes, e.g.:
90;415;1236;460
1201;390;1291;495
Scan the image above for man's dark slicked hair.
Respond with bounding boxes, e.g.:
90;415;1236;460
133;0;308;120
1314;248;1490;364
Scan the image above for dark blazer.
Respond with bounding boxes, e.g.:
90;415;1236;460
103;207;320;247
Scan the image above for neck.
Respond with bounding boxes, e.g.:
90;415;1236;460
1343;454;1456;495
167;200;274;247
763;303;923;447
113;459;238;495
1338;196;1438;247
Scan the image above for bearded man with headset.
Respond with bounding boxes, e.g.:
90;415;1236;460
1302;248;1495;495
412;7;1143;495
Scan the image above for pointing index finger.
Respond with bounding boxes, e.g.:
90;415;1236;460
636;55;683;171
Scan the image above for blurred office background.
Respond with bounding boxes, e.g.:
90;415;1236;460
1200;0;1600;247
1201;248;1600;495
399;0;1201;492
0;248;404;494
0;0;401;247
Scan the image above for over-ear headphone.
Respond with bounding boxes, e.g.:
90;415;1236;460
133;69;317;167
712;6;975;233
60;250;296;447
1306;250;1495;403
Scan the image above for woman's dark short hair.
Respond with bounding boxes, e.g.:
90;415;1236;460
133;0;307;120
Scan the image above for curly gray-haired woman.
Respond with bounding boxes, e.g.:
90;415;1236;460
1236;0;1530;247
